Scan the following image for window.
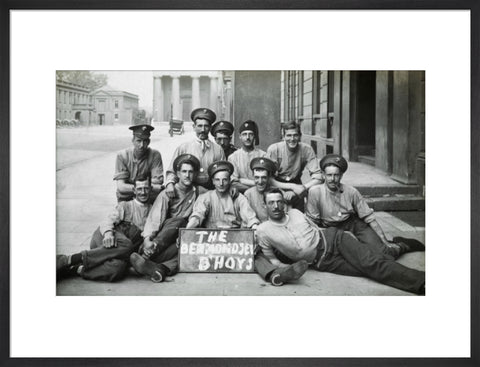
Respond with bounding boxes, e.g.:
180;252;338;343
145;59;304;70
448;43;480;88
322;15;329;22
115;100;119;109
114;113;119;120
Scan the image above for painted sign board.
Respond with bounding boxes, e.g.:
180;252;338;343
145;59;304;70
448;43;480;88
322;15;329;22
179;228;255;273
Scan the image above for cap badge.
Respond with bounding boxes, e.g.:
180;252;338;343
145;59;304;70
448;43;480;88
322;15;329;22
260;159;264;164
203;109;207;113
213;164;217;169
142;126;147;131
245;123;249;127
220;122;224;126
335;157;340;162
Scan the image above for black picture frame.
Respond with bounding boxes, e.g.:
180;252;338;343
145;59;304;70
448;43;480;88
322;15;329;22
1;1;478;366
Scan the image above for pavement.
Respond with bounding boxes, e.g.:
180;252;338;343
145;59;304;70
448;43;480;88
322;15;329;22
56;124;425;296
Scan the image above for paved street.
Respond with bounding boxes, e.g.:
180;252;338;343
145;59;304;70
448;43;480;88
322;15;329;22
56;124;425;296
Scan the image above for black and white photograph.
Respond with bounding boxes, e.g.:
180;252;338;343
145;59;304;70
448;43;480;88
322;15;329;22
56;70;426;296
7;8;475;362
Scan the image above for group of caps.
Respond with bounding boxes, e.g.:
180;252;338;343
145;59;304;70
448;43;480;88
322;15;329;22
129;107;349;181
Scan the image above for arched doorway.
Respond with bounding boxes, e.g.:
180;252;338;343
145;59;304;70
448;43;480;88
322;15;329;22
75;111;81;121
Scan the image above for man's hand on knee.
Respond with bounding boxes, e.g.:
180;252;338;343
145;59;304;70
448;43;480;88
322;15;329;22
102;231;116;248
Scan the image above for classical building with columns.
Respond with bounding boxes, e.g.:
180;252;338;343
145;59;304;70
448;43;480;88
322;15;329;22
152;71;224;122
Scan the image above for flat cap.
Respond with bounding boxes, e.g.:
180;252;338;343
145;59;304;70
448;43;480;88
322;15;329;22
172;153;201;173
320;154;348;173
250;157;276;175
239;120;260;145
208;160;234;178
191;107;216;124
211;120;234;137
129;124;154;139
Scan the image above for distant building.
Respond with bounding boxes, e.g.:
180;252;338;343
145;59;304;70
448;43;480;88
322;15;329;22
152;71;223;122
90;85;139;125
56;81;95;124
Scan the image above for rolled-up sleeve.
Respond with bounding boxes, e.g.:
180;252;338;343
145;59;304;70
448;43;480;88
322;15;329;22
142;193;169;238
305;187;322;225
256;229;280;264
189;193;210;225
303;146;322;180
99;204;125;235
236;194;260;228
150;150;164;185
165;145;183;185
352;189;375;223
113;152;130;181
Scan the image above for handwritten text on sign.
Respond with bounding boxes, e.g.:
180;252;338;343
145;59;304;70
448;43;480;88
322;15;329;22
179;229;255;273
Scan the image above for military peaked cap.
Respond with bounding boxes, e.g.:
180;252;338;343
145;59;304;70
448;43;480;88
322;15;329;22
208;160;234;178
191;107;216;124
173;154;201;172
211;120;234;137
320;154;348;173
129;124;154;139
250;157;276;175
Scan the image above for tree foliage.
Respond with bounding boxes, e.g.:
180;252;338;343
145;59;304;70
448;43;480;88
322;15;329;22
56;71;108;90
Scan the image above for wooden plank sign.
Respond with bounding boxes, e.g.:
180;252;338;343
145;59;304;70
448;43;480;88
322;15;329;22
179;228;255;273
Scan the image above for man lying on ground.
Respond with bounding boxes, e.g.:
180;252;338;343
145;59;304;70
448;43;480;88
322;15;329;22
256;188;425;294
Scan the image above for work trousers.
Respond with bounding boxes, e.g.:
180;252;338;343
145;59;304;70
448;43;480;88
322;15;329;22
314;228;425;294
255;227;424;294
146;217;188;275
81;223;143;282
332;216;395;256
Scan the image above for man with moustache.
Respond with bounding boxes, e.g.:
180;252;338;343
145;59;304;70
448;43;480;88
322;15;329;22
266;120;323;211
114;122;164;202
211;120;237;158
244;157;309;286
306;154;415;253
228;120;266;194
165;108;225;195
56;175;153;282
129;154;205;283
256;188;425;294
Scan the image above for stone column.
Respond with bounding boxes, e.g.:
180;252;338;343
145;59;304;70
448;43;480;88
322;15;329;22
153;76;163;122
209;76;218;112
171;76;180;119
191;76;200;110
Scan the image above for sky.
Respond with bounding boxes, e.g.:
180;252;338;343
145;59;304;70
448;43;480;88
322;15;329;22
94;71;155;113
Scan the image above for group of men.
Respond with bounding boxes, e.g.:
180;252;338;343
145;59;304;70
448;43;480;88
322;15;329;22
57;107;425;295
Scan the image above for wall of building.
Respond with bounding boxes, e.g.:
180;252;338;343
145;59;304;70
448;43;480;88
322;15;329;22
233;71;282;151
56;82;93;124
281;70;425;185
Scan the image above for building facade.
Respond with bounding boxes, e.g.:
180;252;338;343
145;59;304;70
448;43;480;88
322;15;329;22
152;71;224;122
281;71;425;186
90;86;139;125
56;81;95;124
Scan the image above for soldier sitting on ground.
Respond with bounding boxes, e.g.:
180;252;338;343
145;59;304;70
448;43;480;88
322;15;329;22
114;121;164;202
129;154;206;283
306;153;418;255
56;175;153;282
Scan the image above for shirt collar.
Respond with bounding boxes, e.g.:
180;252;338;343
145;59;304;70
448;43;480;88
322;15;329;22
196;137;211;149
